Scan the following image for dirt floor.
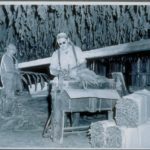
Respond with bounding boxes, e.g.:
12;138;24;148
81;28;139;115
0;91;107;149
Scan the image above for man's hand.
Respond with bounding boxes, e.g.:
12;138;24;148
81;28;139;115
14;71;20;75
59;69;68;78
69;68;77;79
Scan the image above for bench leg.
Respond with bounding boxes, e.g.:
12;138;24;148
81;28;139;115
42;115;51;137
71;112;80;127
108;110;113;120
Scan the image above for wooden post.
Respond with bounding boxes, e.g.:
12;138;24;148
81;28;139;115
137;58;141;87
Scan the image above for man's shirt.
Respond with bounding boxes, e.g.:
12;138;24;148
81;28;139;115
50;46;86;75
0;53;16;75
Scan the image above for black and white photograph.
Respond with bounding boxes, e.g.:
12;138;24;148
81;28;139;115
0;1;150;149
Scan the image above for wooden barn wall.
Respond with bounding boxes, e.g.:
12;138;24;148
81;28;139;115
0;5;150;63
87;53;150;88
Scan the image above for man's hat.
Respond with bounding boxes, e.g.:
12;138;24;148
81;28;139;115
56;32;68;40
6;43;17;52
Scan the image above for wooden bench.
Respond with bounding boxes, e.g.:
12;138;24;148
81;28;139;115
43;83;120;143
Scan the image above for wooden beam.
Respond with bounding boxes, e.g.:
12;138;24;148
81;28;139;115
18;57;51;69
18;39;150;69
84;39;150;59
64;125;89;132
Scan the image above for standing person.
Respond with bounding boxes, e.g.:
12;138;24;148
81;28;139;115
0;43;22;98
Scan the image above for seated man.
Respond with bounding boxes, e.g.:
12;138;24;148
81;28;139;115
0;43;22;98
49;32;87;127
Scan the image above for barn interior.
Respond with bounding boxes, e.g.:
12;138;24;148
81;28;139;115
0;3;150;148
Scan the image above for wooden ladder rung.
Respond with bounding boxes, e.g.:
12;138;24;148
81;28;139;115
64;125;89;132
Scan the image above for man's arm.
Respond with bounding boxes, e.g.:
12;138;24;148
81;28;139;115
49;66;61;76
49;50;60;76
75;46;87;65
77;62;87;69
2;55;19;74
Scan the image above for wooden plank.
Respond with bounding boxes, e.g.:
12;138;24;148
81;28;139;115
18;57;51;69
65;89;121;99
64;130;87;135
64;125;89;132
18;39;150;69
